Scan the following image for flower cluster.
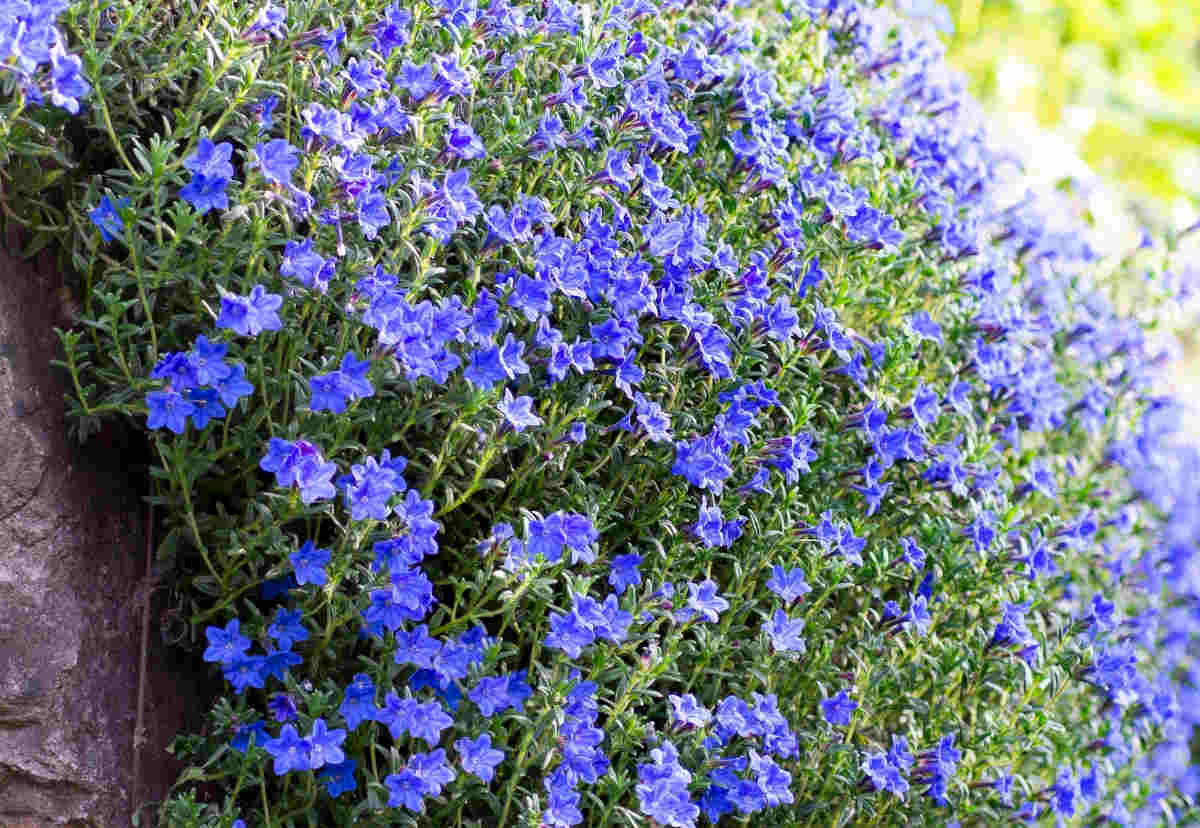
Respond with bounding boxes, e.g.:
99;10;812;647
49;0;1200;823
1;0;90;113
146;336;254;434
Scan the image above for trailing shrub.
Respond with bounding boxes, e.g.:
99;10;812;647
4;0;1200;826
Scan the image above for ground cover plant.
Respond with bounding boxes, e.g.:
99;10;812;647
3;0;1200;826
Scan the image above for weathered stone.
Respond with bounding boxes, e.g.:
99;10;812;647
0;229;188;827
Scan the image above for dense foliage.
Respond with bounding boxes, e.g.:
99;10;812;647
3;0;1199;826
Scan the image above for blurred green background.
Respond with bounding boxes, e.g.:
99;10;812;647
939;0;1200;404
944;0;1199;230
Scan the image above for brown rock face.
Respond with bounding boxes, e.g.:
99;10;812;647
0;232;188;826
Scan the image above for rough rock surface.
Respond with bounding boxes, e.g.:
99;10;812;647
0;228;188;827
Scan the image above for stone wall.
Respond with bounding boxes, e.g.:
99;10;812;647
0;230;187;827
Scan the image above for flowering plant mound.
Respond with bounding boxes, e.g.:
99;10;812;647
7;0;1200;826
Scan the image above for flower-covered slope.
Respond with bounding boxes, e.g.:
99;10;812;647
24;0;1200;823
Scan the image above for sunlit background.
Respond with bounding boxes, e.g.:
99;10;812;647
935;0;1200;405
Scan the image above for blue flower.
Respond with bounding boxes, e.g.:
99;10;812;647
216;284;283;337
408;701;454;746
267;607;308;650
903;595;933;636
214;362;254;407
455;733;506;783
668;693;712;729
686;579;729;622
392;624;442;668
268;693;297;723
608;553;643;593
184;137;234;179
146;390;195;434
186;335;232;386
318;758;357;797
203;618;250;665
445;119;486;159
290;540;332;586
385;769;426;811
252;139;299;187
184;387;225;429
498;388;542;432
305;718;347;769
339;673;377;730
409;747;457;795
49;44;89;114
224;653;266;693
765;609;806;652
728;778;766;814
246;3;287;39
765;433;818;483
309;352;375;414
295;455;339;504
908;310;943;345
88;196;127;242
766;565;811;604
231;718;268;753
280;237;335;292
464;346;507;390
179;173;229;214
900;536;926;570
820;689;857;726
468;675;512;717
260;647;301;682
